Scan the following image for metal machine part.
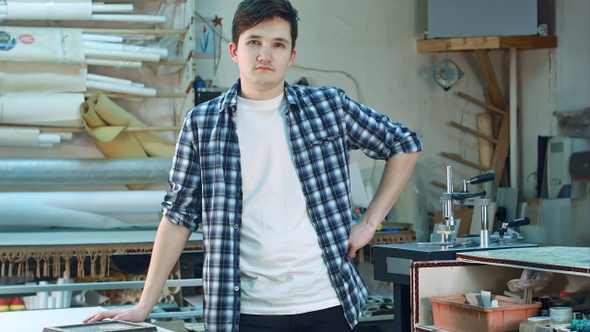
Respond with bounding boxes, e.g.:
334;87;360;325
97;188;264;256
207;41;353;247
436;166;495;247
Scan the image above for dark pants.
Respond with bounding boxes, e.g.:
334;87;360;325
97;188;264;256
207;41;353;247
239;305;358;332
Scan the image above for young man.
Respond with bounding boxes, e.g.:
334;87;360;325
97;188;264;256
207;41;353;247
85;0;422;331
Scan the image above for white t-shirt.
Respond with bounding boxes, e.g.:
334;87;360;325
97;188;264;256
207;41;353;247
235;93;340;315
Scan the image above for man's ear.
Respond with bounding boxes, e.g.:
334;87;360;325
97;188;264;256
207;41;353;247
228;43;238;62
289;48;297;66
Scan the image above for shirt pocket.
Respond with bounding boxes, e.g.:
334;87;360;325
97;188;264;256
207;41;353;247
308;134;342;148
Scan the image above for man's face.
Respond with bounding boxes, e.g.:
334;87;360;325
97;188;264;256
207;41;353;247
229;16;296;100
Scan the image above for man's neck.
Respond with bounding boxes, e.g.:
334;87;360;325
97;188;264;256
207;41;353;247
239;82;285;101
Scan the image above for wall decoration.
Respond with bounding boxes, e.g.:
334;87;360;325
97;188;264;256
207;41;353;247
195;15;222;59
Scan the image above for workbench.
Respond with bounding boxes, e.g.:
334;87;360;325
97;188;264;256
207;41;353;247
1;306;174;331
373;241;538;332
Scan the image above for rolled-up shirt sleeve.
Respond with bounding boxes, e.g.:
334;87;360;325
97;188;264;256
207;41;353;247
161;110;202;232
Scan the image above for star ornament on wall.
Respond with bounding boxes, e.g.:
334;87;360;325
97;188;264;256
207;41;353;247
211;15;223;27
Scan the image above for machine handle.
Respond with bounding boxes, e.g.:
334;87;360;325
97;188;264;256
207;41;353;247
505;217;530;228
467;172;495;185
451;190;486;200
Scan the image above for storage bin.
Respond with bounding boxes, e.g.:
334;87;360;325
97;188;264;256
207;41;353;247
429;294;541;332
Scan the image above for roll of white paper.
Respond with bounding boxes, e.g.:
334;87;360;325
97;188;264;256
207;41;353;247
39;133;62;145
87;73;134;86
85;59;142;68
87;80;157;97
37;281;49;310
92;4;133;13
82;34;123;43
0;93;84;127
0;62;87;93
6;0;92;20
91;14;166;24
84;40;167;58
84;48;160;62
0;128;41;148
0;27;85;64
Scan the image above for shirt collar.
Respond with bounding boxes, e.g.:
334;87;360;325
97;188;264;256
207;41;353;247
219;79;300;114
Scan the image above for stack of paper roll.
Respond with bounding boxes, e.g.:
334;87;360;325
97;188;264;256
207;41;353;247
22;278;74;310
0;27;166;97
0;0;166;24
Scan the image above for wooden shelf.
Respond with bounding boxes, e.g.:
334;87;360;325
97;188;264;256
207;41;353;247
417;35;557;53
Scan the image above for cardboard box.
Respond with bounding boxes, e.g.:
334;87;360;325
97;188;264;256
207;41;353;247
429;294;541;332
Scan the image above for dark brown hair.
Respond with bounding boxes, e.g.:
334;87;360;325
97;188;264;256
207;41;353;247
232;0;299;49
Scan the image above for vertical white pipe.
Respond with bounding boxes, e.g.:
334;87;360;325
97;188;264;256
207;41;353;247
509;48;518;188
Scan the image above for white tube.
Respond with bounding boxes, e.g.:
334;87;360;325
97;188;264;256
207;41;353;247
84;48;160;62
91;14;166;24
6;1;92;20
84;40;167;58
85;58;142;68
86;80;157;97
509;48;518;188
92;4;133;13
0;128;41;148
82;34;124;43
87;73;134;86
37;281;49;310
39;133;62;145
63;277;73;308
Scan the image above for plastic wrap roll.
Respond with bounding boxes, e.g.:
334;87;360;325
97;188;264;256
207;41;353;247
0;190;166;229
0;158;171;186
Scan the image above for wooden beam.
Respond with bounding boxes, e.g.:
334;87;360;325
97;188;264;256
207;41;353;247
490;116;511;187
449;121;499;144
457;92;508;117
474;50;505;109
416;35;557;53
441;152;488;171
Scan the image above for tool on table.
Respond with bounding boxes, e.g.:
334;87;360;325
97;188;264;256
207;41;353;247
495;217;531;244
434;166;495;246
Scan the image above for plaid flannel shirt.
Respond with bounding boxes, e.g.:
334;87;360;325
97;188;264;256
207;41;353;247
162;79;422;332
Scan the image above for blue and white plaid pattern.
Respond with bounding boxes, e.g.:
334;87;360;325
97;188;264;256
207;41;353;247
162;79;422;332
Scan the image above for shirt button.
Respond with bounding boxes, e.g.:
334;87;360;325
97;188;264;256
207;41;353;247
234;286;240;292
235;192;241;198
324;141;330;146
233;224;239;229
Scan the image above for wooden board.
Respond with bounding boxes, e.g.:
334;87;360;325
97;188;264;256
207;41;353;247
416;35;557;53
477;112;494;168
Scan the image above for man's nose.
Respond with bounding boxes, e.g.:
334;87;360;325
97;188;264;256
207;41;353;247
257;47;271;62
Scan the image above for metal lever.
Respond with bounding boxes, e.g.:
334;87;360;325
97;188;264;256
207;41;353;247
466;172;495;185
451;190;487;201
505;217;531;228
497;217;531;238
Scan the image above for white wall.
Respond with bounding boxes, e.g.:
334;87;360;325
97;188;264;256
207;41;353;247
194;0;589;239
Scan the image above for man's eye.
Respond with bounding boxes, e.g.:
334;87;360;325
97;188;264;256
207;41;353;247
248;40;259;45
275;43;285;48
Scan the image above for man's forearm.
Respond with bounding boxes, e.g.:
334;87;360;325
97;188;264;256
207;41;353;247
136;216;192;314
361;151;420;229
